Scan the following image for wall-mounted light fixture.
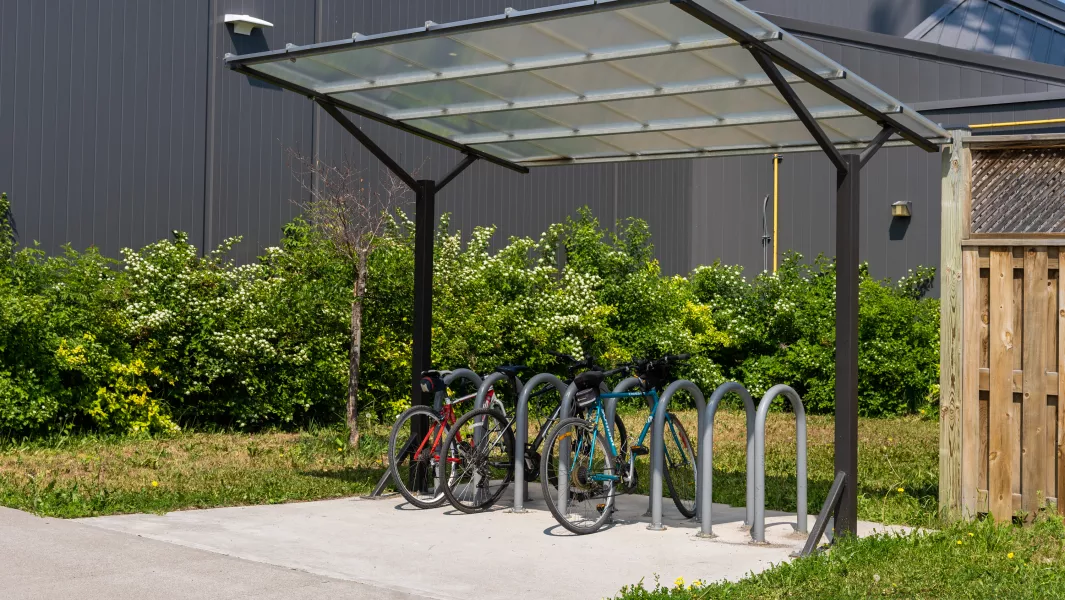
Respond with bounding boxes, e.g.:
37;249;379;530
225;14;273;35
891;201;912;218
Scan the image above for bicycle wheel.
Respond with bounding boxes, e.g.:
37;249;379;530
530;407;626;484
441;408;515;513
540;417;616;535
388;405;454;509
662;412;698;519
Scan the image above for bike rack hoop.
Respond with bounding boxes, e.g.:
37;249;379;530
751;384;808;544
698;382;757;538
649;379;706;531
511;373;570;513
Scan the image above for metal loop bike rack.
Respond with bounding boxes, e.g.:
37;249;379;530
474;371;522;445
435;368;484;411
751;384;807;543
511;373;570;513
649;380;706;531
698;382;757;538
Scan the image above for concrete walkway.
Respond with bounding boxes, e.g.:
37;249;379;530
0;506;427;600
76;489;907;600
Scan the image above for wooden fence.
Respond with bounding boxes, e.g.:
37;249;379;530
940;132;1065;522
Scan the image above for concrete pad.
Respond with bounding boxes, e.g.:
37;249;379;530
80;487;909;600
0;507;428;600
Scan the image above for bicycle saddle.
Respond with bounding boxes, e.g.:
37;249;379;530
573;370;605;391
494;365;528;378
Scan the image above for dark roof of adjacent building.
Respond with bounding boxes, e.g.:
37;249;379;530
906;0;1065;66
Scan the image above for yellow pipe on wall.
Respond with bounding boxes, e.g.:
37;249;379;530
773;154;781;273
970;117;1065;129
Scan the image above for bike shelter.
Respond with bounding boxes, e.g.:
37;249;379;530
226;0;948;543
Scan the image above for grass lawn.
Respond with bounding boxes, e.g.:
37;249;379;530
0;425;391;518
0;408;937;524
614;515;1065;599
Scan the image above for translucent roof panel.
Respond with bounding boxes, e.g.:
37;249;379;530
226;0;948;167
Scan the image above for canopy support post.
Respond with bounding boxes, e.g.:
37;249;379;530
834;154;861;539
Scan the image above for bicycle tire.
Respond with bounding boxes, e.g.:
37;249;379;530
388;405;452;509
540;417;616;535
441;408;515;513
662;412;698;519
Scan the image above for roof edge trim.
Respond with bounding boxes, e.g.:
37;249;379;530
763;12;1065;87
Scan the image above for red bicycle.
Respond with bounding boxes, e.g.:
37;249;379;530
388;370;502;509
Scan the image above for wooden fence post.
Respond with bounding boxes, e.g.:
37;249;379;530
940;130;970;520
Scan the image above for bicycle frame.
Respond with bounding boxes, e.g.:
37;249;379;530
590;388;693;476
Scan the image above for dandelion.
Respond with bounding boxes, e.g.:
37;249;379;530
897;487;905;493
968;532;974;537
674;577;684;587
151;481;159;487
1008;552;1015;559
690;580;704;589
956;540;963;545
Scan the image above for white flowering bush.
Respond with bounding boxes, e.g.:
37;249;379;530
0;189;940;438
691;254;939;415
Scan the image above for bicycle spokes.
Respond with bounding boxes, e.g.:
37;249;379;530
542;419;616;534
445;410;514;511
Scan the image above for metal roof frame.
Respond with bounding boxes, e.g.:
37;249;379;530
225;0;948;545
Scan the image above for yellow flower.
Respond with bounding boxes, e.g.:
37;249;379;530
151;481;159;487
956;540;963;545
968;533;974;537
674;577;685;587
897;488;905;493
1008;552;1015;559
690;580;704;589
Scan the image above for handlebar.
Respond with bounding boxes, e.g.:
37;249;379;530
548;350;601;374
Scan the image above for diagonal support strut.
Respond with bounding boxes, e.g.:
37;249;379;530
750;48;847;173
316;99;419;190
859;126;895;169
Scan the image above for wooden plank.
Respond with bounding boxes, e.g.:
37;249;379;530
980;394;990;490
966;239;1065;247
962;248;982;517
1060;262;1065;515
976;255;1060;268
1048;263;1058;502
1023;247;1049;516
976;490;1058;513
940;131;967;519
989;248;1016;523
977;369;1060;391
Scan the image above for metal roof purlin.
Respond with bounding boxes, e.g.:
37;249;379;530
668;0;940;153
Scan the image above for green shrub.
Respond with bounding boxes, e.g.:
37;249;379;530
0;192;940;438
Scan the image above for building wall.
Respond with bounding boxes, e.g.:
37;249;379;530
0;0;1059;285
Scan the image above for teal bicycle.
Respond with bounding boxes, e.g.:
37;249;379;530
539;355;697;535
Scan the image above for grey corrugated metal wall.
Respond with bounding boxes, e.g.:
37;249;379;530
0;0;208;257
0;0;1061;283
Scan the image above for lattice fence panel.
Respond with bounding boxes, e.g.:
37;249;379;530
971;148;1065;234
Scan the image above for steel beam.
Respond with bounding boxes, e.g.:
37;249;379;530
231;64;528;175
437;154;479;191
313;34;778;95
316;99;419;190
669;0;939;153
859;126;895;168
834;154;861;538
385;71;843;121
450;106;885;146
749;48;847;173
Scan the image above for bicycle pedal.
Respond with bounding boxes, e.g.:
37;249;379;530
630;445;649;456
